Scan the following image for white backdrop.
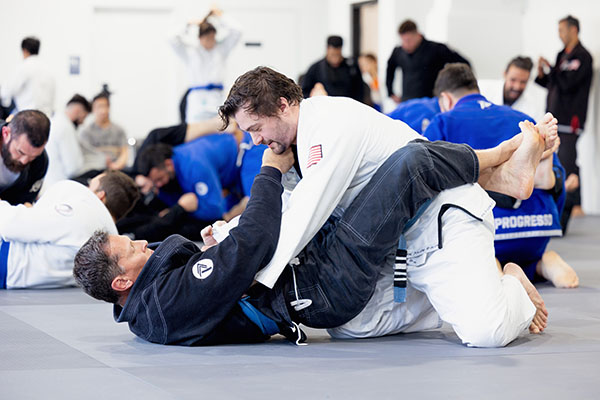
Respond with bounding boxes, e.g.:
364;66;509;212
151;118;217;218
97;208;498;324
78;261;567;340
1;0;599;213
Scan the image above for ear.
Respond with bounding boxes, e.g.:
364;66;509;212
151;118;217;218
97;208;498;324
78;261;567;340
111;276;134;292
278;97;290;113
1;125;10;142
164;158;174;171
95;190;106;203
439;92;454;112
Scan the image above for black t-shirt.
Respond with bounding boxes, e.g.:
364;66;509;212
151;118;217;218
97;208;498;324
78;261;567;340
386;38;470;101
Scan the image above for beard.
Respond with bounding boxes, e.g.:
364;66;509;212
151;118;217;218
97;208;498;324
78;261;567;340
1;139;27;173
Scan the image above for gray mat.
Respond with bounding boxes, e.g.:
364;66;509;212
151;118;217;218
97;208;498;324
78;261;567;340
1;216;599;399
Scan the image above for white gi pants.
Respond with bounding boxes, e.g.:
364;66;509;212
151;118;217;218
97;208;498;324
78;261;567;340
185;89;223;123
329;206;536;348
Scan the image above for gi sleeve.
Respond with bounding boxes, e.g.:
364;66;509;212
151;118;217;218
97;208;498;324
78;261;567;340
386;48;400;97
214;14;242;57
0;200;59;243
163;167;283;343
179;163;226;221
168;23;191;61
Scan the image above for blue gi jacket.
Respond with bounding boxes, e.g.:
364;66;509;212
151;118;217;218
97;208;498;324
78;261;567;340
115;167;297;345
424;94;565;269
157;134;265;222
387;97;441;134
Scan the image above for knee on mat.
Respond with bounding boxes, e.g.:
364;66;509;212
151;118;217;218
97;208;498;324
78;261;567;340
455;319;515;348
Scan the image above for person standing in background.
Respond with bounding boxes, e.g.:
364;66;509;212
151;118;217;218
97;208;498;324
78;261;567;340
535;15;593;232
1;37;55;118
386;20;469;103
359;53;382;111
301;36;365;102
170;7;242;123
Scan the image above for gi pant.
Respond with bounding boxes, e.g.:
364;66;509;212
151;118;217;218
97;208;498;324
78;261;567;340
330;185;536;348
286;140;475;328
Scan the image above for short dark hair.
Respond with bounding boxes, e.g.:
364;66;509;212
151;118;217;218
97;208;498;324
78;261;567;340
199;21;217;37
327;35;343;48
21;37;40;55
137;143;174;176
505;56;533;73
398;20;418;35
433;63;479;97
8;110;50;147
92;92;110;106
219;66;304;128
97;171;140;222
560;15;580;32
67;94;92;113
74;230;123;304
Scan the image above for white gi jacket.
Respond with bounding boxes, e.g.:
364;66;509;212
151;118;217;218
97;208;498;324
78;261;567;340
478;79;547;122
0;55;55;117
0;180;117;289
43;113;84;192
256;97;421;288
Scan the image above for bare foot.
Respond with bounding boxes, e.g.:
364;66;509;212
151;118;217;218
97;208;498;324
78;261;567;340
535;112;559;151
504;262;548;334
480;121;545;199
537;250;579;288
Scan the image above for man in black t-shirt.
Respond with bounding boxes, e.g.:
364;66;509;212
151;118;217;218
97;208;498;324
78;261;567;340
301;36;365;103
386;19;470;103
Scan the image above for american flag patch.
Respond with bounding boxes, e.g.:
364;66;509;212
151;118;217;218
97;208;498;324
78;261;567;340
307;144;323;168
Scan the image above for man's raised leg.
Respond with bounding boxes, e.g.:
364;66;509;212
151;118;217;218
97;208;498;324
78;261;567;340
289;140;480;328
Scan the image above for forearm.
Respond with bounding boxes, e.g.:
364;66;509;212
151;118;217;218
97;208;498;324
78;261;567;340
185;117;224;142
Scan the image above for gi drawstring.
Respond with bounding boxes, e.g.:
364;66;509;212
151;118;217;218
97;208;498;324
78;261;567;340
289;257;312;311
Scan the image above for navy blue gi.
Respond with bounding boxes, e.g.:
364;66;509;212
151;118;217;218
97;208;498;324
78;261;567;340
424;93;566;280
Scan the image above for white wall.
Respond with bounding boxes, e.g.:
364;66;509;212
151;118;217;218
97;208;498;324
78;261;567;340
0;0;329;139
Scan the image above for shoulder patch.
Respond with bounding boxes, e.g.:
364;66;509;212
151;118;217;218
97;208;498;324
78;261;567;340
192;259;214;280
29;179;44;193
195;182;209;196
55;203;74;216
307;144;323;168
478;100;492;110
